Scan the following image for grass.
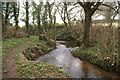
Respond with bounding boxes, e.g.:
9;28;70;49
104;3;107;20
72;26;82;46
2;36;38;68
72;43;120;73
21;39;55;60
15;38;69;78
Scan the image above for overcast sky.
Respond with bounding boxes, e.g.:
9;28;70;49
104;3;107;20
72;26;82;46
17;0;118;26
18;0;65;26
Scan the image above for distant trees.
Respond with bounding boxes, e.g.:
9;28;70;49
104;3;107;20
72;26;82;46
40;1;57;41
2;2;11;32
31;1;57;46
77;1;102;47
4;3;10;27
32;2;43;35
56;2;69;31
2;1;119;49
100;2;118;27
12;2;19;30
56;2;82;42
2;2;20;36
32;2;44;37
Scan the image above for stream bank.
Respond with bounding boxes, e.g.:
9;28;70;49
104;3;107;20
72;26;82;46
35;40;120;78
35;44;85;78
16;39;69;78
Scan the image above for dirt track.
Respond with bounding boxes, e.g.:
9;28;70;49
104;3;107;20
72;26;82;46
2;39;35;78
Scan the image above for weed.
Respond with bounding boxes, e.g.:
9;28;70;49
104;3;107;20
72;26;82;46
58;69;63;73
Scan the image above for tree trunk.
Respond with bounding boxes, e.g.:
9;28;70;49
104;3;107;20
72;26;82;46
25;2;29;36
118;27;120;56
5;3;9;26
53;16;56;40
83;11;92;47
118;15;120;53
15;19;19;30
13;3;19;30
3;3;10;33
37;12;41;34
77;2;102;47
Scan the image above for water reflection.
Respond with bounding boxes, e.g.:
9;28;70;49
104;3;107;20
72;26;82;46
83;60;120;78
35;41;120;78
35;44;85;78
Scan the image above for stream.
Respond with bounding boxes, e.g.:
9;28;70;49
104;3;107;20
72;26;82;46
35;41;120;78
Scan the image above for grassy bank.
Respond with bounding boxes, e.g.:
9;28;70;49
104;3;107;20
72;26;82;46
15;39;69;78
2;36;38;68
72;45;120;73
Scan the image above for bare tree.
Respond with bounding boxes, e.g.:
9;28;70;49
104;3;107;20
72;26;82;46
100;2;118;27
77;1;103;47
2;2;11;33
4;2;10;26
32;2;43;35
12;2;19;30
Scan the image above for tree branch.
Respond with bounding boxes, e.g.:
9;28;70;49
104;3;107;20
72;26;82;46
77;1;84;8
91;2;102;14
102;4;116;12
102;3;120;14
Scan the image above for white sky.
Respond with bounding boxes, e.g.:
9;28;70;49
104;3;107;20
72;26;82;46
18;0;118;26
18;0;65;26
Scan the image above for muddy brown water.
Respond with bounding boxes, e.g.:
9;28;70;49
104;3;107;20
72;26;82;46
82;60;120;78
35;41;120;78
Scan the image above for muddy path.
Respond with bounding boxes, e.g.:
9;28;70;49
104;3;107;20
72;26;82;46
2;39;35;78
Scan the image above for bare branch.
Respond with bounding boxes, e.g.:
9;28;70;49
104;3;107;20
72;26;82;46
77;1;84;8
102;4;116;12
91;2;102;14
